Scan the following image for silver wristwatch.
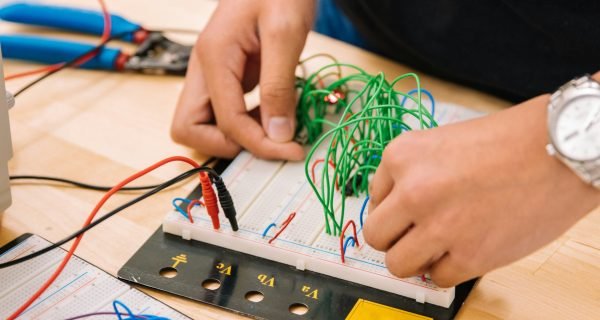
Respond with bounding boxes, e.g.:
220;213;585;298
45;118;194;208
546;75;600;189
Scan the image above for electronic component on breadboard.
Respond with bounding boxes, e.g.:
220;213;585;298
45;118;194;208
162;103;482;309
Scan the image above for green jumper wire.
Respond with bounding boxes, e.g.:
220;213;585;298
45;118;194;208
295;62;437;235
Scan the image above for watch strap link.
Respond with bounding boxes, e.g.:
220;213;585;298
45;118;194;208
571;159;600;188
550;75;600;109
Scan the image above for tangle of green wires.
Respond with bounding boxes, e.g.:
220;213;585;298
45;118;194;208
295;55;437;235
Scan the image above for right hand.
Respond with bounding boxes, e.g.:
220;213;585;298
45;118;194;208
171;0;315;160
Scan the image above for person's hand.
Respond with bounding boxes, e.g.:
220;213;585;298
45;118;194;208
364;94;600;287
171;0;315;160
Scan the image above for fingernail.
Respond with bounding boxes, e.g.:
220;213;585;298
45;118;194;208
267;117;293;142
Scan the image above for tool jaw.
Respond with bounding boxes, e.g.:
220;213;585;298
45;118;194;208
124;32;191;75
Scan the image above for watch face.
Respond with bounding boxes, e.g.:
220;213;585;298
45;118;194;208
554;95;600;161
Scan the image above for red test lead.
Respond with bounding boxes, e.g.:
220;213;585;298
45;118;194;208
200;172;220;229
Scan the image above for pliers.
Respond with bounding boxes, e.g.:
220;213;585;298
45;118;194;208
0;2;192;75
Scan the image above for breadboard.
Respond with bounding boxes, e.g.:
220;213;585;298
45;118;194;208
0;234;190;320
163;102;482;309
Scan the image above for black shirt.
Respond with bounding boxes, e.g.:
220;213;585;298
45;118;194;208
336;0;600;102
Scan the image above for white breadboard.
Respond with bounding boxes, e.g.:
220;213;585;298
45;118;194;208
0;235;190;320
163;102;482;308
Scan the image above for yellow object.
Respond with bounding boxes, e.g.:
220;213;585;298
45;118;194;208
345;299;432;320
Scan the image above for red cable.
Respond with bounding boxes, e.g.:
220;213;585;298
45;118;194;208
7;156;202;319
340;220;359;263
199;172;220;230
268;212;296;244
5;0;112;81
310;159;338;190
185;199;205;224
186;199;205;223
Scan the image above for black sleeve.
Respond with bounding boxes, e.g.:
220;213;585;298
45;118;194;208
335;0;600;102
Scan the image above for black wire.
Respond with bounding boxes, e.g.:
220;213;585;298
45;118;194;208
9;175;163;192
8;158;217;192
0;163;221;269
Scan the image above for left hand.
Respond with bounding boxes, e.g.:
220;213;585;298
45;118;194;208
363;94;600;287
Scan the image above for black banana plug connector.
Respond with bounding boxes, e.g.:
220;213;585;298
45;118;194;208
213;176;239;231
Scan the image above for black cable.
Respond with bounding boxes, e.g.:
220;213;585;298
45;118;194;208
0;159;221;269
9;157;217;192
9;175;164;192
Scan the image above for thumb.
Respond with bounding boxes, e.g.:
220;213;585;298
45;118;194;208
259;23;307;143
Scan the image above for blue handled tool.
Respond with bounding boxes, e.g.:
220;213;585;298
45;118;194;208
0;2;142;42
0;35;123;70
0;2;191;75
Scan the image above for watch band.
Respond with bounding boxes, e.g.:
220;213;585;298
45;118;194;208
568;159;600;188
550;75;600;110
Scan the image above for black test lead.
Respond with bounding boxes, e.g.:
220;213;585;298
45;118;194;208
214;176;239;231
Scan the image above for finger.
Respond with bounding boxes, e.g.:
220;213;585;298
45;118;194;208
202;47;304;160
242;53;261;93
384;225;446;279
172;48;241;158
258;22;306;143
428;253;473;288
368;163;394;210
363;186;414;251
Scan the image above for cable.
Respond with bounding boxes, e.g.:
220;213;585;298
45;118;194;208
199;172;220;229
9;175;168;192
186;199;205;224
172;197;192;219
359;195;369;228
267;212;296;244
63;312;136;320
113;300;136;320
0;164;217;269
111;300;171;320
343;236;356;254
0;167;204;268
310;159;336;184
9;158;216;191
213;176;238;231
261;223;277;238
296;62;437;235
339;220;359;263
4;158;223;320
402;88;435;124
6;156;220;319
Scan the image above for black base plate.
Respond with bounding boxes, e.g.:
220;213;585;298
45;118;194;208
118;228;475;320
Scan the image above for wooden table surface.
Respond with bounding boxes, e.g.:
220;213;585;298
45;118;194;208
1;1;598;319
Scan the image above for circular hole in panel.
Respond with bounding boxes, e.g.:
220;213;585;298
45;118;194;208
201;278;221;290
244;291;264;303
289;303;309;316
159;267;178;278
